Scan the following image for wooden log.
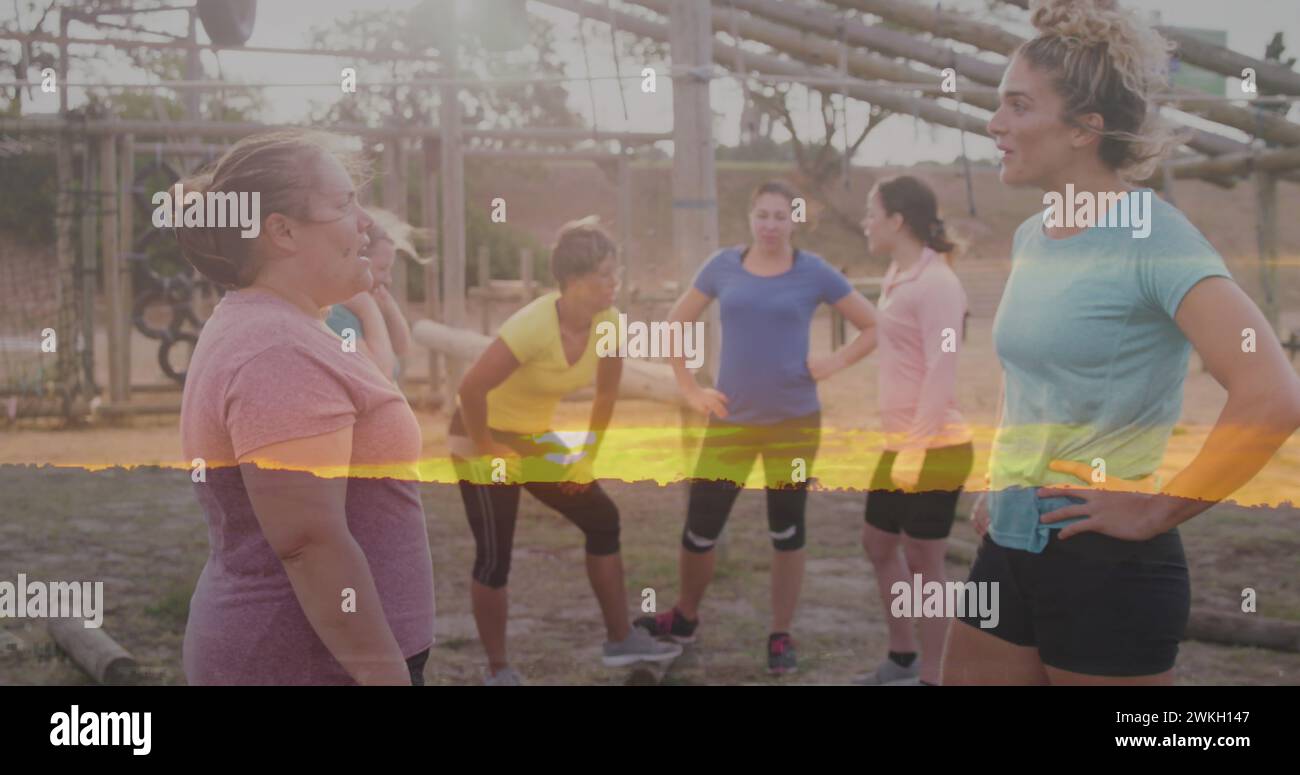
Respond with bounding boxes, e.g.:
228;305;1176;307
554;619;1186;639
724;0;1005;86
1165;145;1300;179
995;0;1300;96
520;248;535;301
1185;610;1300;653
95;400;182;418
412;319;688;407
48;618;137;685
636;0;1000;112
977;0;1300;146
477;245;491;334
540;0;992;140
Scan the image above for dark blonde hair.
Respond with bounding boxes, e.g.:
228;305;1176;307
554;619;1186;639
1015;0;1181;181
874;175;957;261
173;130;368;289
551;215;616;290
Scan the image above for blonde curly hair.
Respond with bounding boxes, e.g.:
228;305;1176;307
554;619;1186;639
1017;0;1185;181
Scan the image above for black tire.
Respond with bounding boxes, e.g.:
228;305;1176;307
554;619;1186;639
196;0;257;47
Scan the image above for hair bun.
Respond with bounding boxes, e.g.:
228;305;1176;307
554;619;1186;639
1031;0;1118;43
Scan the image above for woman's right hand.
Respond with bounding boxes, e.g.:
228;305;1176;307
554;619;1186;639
684;384;729;419
971;492;990;537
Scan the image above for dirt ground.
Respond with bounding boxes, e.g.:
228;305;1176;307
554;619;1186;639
3;314;1299;685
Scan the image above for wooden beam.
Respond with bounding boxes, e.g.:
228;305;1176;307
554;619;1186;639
616;154;632;312
977;0;1300;144
420;135;443;404
668;0;722;387
100;134;127;405
117;133;134;404
996;0;1300;96
440;13;467;408
635;0;999;112
1255;171;1279;332
727;0;1005;85
1165;144;1300;179
539;0;994;140
0;117;670;145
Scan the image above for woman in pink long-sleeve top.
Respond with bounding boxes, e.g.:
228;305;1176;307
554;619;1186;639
855;176;974;686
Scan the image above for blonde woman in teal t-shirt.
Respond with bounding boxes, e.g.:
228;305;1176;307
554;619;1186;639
943;0;1300;687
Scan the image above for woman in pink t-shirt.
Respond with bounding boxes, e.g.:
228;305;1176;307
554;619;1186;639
177;130;435;685
856;176;974;686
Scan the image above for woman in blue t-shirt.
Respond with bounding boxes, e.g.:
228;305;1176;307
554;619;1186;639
635;180;879;674
944;0;1300;686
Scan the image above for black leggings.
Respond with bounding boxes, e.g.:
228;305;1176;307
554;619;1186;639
452;420;620;589
683;412;821;553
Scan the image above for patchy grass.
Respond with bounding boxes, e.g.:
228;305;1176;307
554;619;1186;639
1;465;1297;686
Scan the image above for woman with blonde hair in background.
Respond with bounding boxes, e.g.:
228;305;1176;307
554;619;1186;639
325;208;431;382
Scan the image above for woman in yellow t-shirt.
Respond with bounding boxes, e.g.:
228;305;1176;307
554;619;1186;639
449;217;680;685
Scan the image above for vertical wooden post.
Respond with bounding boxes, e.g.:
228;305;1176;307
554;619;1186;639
76;140;95;400
184;9;201;121
520;248;534;301
57;13;69;116
117;133;134;403
100;134;125;405
421;135;443;399
669;0;720;468
1254;170;1279;333
440;13;467;407
53;132;75;410
616;152;632;311
477;244;490;334
383;135;409;313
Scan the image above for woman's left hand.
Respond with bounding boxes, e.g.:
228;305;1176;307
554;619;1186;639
1037;459;1169;541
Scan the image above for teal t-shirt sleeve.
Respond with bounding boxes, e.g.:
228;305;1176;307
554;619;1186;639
1137;225;1232;319
814;256;853;304
692;250;728;297
325;305;363;339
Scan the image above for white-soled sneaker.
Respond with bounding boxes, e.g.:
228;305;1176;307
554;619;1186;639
602;626;683;667
483;666;525;686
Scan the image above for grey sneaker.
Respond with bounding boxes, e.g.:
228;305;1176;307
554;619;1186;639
483;666;525;686
854;657;919;685
603;626;683;667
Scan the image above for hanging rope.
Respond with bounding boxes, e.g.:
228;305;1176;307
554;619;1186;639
605;0;629;123
937;2;976;216
727;0;756;144
837;13;850;189
576;10;600;142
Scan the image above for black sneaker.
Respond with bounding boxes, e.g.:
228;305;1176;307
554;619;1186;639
768;632;797;675
633;607;698;644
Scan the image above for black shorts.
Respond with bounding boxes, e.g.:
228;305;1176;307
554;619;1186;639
957;530;1190;677
864;442;974;539
450;411;621;588
683;412;820;553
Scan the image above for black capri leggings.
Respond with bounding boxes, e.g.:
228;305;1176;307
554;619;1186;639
683;412;821;553
451;415;620;589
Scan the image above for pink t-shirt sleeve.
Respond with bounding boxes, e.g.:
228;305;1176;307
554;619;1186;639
225;343;358;459
900;272;966;450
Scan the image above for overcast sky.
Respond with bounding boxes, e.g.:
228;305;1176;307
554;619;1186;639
8;0;1298;165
